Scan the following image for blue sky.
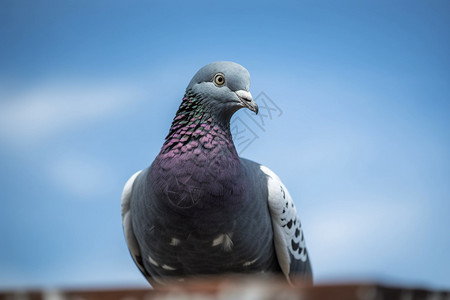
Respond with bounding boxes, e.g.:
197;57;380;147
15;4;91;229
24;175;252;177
1;0;449;290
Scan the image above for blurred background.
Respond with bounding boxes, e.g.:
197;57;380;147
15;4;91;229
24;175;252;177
1;0;449;290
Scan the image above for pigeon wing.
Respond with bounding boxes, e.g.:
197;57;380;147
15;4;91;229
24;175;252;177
259;165;313;285
121;170;153;284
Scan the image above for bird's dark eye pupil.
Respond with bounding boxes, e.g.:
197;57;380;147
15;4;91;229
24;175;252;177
214;73;225;85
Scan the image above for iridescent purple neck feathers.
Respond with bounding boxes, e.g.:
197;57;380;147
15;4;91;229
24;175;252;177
160;90;237;157
150;90;245;211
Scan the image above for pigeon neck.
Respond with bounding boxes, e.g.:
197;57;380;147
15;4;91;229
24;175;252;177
160;90;237;157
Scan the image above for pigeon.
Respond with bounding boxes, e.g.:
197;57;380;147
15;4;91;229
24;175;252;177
121;61;312;286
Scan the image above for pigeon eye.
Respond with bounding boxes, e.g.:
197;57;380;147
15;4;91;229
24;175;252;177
213;73;225;86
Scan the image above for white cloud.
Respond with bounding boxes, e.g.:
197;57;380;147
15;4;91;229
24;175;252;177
0;80;145;147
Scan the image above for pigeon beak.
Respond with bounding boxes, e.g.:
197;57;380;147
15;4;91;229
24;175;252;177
235;90;258;114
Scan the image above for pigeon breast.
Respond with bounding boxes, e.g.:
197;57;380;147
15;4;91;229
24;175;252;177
128;90;280;283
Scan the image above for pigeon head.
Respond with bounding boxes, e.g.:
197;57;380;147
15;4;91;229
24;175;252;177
162;62;258;154
186;61;259;121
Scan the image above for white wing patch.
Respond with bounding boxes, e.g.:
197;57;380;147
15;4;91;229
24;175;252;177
121;170;146;275
260;165;308;281
121;170;142;218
